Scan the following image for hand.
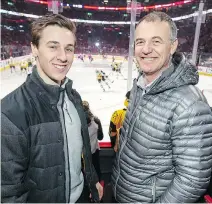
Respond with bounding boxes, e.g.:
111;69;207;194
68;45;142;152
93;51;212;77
96;182;104;201
114;145;118;152
90;182;103;201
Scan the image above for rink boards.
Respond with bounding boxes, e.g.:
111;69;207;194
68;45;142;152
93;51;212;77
1;54;212;76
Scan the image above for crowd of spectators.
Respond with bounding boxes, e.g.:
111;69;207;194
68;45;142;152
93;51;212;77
1;0;212;59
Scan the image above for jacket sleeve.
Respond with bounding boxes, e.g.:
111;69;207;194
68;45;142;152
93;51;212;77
94;117;104;141
156;102;212;203
1;113;29;203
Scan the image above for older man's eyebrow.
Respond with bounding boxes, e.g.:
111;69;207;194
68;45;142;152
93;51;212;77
135;38;145;42
46;41;59;45
152;36;164;41
65;44;75;47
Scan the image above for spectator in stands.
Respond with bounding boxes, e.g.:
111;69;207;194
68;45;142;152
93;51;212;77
1;13;103;203
82;100;104;181
109;91;130;152
112;11;212;203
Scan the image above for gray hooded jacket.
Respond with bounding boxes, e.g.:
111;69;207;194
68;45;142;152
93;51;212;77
112;53;212;203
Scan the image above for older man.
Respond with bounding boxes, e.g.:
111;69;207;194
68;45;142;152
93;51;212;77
112;11;212;203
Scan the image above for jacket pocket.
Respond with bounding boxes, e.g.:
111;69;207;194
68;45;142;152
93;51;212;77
152;176;156;202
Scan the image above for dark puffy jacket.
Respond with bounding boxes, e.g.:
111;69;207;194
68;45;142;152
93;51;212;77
112;53;212;203
1;68;99;203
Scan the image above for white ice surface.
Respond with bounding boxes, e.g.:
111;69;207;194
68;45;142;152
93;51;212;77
1;58;212;142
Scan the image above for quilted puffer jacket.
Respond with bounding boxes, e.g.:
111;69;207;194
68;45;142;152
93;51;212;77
112;53;212;203
1;68;99;203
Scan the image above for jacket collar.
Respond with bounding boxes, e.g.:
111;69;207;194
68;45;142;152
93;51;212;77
28;66;73;105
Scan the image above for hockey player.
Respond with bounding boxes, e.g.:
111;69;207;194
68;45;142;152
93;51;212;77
102;54;107;60
109;91;130;152
114;62;121;73
27;57;33;73
88;54;93;63
111;62;118;72
78;54;84;62
9;57;16;73
20;60;28;74
100;70;114;84
111;62;125;79
95;70;111;92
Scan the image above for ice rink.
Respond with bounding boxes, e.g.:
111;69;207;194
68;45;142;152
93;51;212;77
1;58;212;142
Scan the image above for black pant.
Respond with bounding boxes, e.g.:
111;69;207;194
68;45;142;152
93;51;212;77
92;149;101;181
76;184;90;203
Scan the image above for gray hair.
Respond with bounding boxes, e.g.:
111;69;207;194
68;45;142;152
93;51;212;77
137;11;178;42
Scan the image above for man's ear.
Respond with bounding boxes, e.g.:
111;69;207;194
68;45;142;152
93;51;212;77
31;42;38;57
170;39;178;55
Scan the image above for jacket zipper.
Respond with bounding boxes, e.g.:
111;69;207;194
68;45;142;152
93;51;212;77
114;116;139;198
152;176;156;202
57;92;71;203
64;100;73;123
114;85;153;200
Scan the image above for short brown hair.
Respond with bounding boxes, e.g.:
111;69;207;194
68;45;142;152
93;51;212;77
137;11;178;42
31;14;76;47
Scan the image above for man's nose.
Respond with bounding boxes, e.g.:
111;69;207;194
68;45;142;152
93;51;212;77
57;48;68;62
142;42;153;54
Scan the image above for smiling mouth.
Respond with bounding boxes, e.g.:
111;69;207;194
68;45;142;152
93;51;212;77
53;64;67;69
141;57;157;61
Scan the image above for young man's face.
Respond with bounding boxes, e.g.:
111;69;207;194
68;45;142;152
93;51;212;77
135;20;178;80
31;25;75;84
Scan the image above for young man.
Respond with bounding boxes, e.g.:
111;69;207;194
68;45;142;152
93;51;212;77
1;14;103;203
112;11;212;203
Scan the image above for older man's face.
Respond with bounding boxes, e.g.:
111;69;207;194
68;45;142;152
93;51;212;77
135;20;178;81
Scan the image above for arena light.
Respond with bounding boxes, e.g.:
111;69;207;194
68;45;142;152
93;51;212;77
83;0;194;11
73;4;83;8
26;0;195;11
1;9;212;24
95;42;100;47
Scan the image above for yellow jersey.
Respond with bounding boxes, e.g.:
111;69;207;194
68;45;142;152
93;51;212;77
109;108;127;152
21;61;28;68
96;73;102;80
109;108;127;136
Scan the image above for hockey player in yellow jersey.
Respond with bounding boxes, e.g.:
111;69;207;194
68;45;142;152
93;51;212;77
20;60;28;74
109;91;130;152
95;70;111;92
110;61;125;79
111;62;119;72
9;57;16;73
